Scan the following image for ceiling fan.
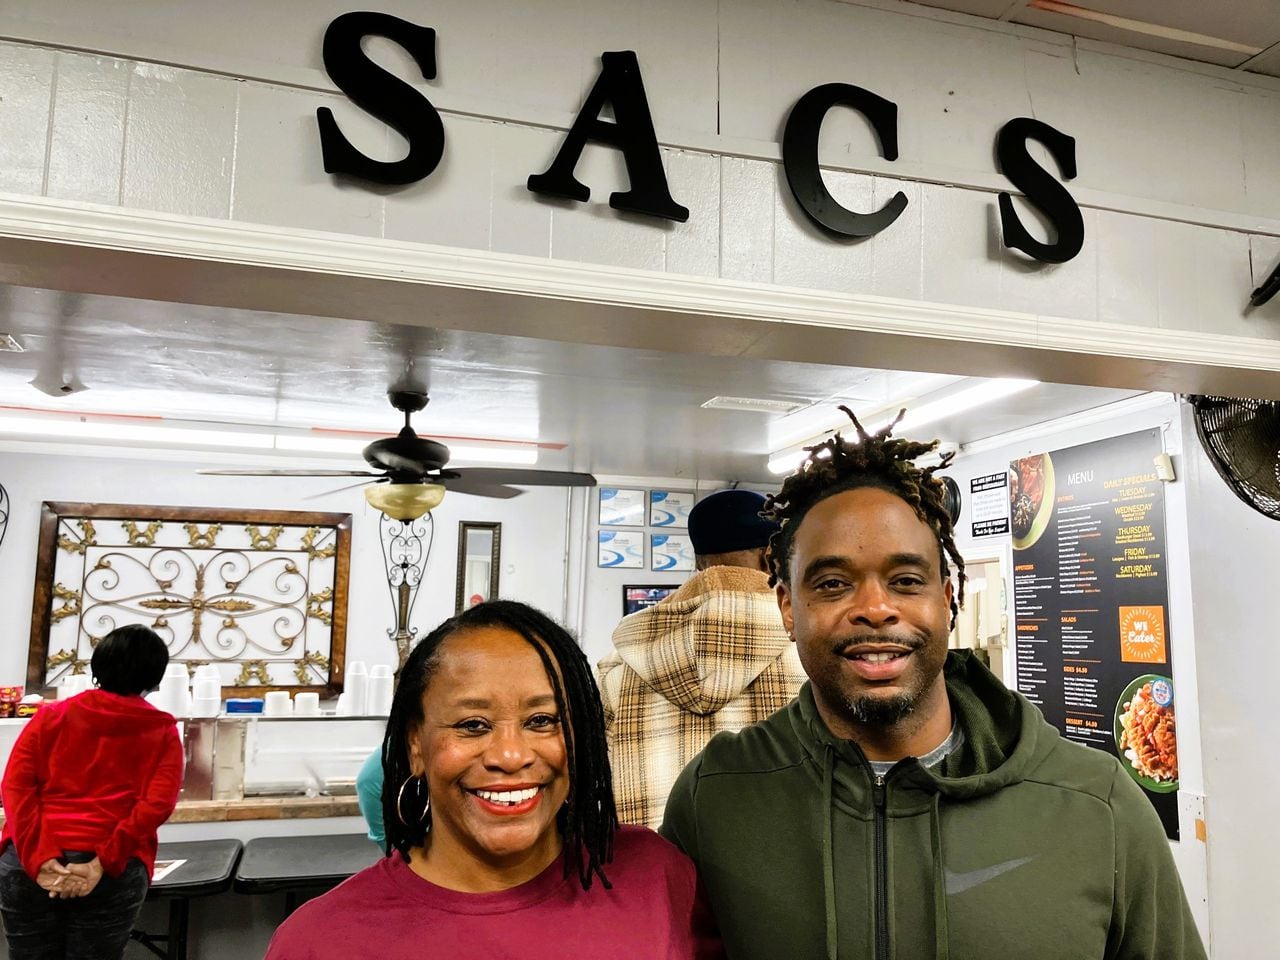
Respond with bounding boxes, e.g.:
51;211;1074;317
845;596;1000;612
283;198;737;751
201;390;596;519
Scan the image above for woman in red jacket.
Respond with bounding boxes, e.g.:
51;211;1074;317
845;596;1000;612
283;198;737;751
0;625;184;960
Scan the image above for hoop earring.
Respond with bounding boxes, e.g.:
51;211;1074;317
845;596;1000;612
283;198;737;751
396;775;431;827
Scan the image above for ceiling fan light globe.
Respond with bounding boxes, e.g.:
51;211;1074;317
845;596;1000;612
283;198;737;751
364;483;446;520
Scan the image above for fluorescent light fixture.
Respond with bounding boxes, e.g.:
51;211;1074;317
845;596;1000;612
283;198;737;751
445;444;538;466
274;432;538;465
958;392;1170;457
768;446;832;476
0;412;545;465
766;379;1039;475
0;414;275;449
274;434;368;455
896;378;1039;432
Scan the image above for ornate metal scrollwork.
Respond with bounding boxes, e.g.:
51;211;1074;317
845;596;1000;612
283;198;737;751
245;524;284;550
184;523;222;548
32;505;351;697
122;520;163;547
58;519;96;555
379;513;434;668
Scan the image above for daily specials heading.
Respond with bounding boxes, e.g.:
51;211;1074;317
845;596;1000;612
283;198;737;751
316;12;1085;265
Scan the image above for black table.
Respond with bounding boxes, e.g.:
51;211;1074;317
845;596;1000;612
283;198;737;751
233;833;381;914
131;839;243;960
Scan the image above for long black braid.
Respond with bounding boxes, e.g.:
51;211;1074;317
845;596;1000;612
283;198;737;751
763;407;966;628
381;599;617;890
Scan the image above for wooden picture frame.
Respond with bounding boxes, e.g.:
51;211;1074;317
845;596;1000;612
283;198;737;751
28;502;353;699
455;521;501;613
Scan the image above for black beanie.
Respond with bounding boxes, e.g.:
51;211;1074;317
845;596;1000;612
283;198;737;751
687;490;780;555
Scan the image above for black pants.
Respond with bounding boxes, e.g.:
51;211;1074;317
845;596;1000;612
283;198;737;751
0;847;148;960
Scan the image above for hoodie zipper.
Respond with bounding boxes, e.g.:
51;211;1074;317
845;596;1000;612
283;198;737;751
873;773;889;960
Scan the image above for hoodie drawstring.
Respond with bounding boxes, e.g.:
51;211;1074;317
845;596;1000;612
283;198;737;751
929;792;951;960
822;743;837;960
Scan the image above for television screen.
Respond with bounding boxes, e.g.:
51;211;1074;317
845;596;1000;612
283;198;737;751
622;584;677;616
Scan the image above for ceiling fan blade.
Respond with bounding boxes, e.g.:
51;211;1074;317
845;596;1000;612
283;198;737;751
198;469;384;477
442;468;597;488
303;478;382;500
440;476;525;499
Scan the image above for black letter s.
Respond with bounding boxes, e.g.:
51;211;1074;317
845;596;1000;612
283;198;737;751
316;12;444;186
996;118;1084;264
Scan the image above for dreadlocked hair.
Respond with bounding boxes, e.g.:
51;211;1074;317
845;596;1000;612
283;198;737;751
380;599;617;891
763;406;966;628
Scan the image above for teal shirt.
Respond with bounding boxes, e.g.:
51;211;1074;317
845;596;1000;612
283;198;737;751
355;747;385;848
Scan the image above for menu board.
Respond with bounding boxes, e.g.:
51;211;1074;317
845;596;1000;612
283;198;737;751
1011;430;1180;839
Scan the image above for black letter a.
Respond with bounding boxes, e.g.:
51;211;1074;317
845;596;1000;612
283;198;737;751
528;51;688;222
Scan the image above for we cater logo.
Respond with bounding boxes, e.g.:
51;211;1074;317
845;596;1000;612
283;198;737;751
1119;605;1167;664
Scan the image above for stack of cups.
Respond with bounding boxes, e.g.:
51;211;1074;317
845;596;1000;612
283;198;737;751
156;663;192;718
293;691;321;717
342;661;368;716
190;665;222;718
367;664;394;716
263;690;293;717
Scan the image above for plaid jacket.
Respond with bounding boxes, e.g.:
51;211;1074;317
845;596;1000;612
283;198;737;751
598;566;806;829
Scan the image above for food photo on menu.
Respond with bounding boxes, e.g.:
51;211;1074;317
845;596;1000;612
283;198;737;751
1009;453;1053;547
1115;676;1179;790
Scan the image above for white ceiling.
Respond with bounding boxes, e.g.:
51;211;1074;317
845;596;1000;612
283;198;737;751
0;283;1143;482
895;0;1280;75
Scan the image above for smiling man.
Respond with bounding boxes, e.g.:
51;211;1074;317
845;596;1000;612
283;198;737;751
660;409;1206;960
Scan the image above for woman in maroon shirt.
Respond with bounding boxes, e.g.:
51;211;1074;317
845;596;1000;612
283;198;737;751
0;625;183;960
267;601;721;960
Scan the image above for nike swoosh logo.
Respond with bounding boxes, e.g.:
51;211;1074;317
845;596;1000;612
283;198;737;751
944;856;1035;895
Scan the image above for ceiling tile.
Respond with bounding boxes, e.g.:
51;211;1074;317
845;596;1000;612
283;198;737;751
1089;1;1280;48
902;0;1021;19
1012;7;1254;67
1243;43;1280;77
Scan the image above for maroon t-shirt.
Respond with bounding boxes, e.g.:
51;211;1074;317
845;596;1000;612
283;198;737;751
265;826;721;960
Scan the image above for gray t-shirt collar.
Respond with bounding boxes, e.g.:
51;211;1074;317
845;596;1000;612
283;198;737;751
866;722;965;777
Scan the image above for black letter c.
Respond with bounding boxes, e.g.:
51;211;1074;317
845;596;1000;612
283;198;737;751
782;83;907;239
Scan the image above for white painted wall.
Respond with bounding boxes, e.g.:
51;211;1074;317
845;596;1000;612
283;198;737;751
1178;401;1280;960
0;0;1277;349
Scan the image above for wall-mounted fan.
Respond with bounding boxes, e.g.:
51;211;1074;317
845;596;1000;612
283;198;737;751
0;480;10;552
1188;395;1280;521
201;391;596;519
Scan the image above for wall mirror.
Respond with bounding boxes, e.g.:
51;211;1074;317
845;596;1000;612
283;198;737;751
456;521;501;613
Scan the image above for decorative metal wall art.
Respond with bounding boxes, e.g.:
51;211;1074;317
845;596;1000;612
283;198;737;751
379;512;433;669
28;502;352;698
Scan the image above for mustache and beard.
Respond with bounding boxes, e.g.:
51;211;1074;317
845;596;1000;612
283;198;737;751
832;632;929;726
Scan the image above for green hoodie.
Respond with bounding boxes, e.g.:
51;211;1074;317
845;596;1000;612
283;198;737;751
660;651;1206;960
